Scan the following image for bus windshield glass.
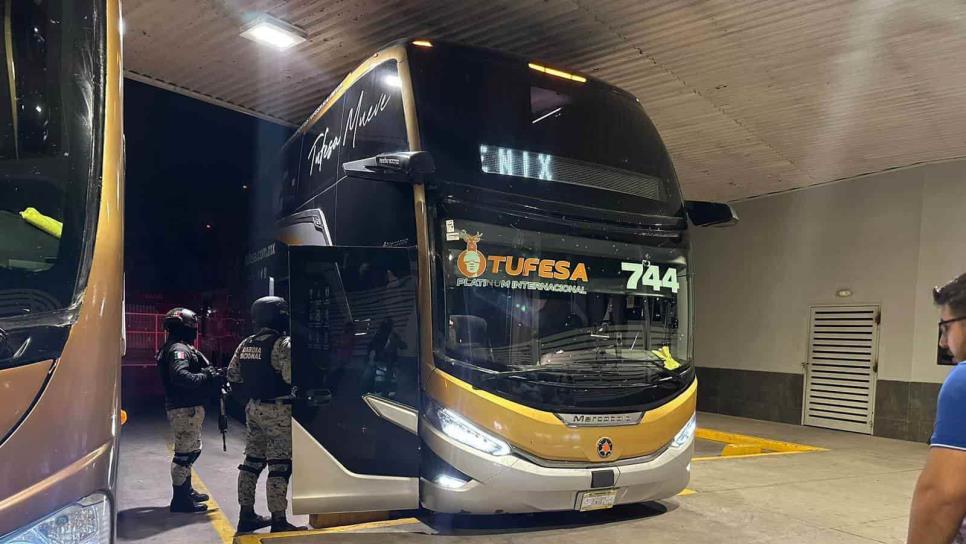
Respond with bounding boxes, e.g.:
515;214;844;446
438;216;691;379
410;44;684;218
0;0;101;321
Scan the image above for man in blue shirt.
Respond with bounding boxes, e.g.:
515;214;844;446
909;273;966;543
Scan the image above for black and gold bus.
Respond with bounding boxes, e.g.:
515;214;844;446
0;0;123;539
255;40;735;516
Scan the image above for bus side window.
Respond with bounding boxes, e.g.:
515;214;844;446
279;136;303;216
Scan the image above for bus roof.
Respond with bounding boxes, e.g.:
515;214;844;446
283;39;639;150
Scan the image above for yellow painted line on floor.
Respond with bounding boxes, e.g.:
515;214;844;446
233;517;419;544
696;427;827;453
692;450;811;462
677;488;696;496
191;468;236;544
721;443;763;456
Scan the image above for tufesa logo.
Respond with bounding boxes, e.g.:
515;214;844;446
457;231;487;278
454;230;589;282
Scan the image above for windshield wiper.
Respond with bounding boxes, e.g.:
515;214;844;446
483;357;685;383
481;364;573;381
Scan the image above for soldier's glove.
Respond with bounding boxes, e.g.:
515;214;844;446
203;366;224;381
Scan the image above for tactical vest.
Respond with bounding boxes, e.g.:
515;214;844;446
156;341;210;409
238;330;290;401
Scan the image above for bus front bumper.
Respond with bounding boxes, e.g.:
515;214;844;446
420;421;693;514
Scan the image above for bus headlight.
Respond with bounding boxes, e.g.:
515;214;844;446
435;474;470;489
0;492;111;544
671;414;696;449
435;406;511;456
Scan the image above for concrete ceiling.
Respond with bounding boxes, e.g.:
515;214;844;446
123;0;966;201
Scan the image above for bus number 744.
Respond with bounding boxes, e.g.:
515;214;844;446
621;262;680;293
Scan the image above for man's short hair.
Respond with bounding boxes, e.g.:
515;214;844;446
934;273;966;315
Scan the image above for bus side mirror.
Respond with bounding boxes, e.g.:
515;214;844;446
342;151;435;185
686;200;738;227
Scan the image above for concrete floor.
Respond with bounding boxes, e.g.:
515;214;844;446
117;411;927;544
117;409;311;543
692;437;728;457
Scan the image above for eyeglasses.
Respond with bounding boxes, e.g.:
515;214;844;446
939;315;966;336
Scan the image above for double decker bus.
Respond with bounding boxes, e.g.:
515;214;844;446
253;39;735;517
0;0;123;540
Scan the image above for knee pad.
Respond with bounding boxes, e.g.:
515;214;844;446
172;452;193;468
238;455;267;475
267;459;292;481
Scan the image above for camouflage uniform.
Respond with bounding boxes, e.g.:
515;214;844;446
166;406;205;486
157;307;214;513
228;332;293;514
157;338;214;490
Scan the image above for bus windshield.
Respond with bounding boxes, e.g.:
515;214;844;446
438;215;691;381
410;43;684;218
0;0;101;322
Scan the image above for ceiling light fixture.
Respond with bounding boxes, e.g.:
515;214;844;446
240;15;307;50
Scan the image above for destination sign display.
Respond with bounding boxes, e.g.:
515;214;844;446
478;144;663;201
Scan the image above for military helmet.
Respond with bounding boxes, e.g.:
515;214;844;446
163;307;199;332
251;296;289;329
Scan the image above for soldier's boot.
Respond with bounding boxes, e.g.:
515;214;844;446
270;512;306;533
186;474;209;503
169;483;208;513
237;506;272;533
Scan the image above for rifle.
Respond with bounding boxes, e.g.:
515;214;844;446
217;377;230;452
198;350;230;452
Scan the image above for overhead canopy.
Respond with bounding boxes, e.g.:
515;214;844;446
123;0;966;201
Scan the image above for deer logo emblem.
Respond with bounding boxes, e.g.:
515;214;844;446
456;230;486;278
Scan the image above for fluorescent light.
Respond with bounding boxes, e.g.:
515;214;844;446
241;15;306;50
412;40;433;48
532;107;562;124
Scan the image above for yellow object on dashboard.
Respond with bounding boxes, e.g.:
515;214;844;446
652;346;681;370
20;207;63;239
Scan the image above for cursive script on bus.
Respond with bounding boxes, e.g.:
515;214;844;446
307;89;393;176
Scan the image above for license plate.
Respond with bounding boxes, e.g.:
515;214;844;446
577;489;618;512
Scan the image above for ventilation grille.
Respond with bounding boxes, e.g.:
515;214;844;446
803;305;879;434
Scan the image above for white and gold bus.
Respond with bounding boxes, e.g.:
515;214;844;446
0;0;124;540
251;39;735;517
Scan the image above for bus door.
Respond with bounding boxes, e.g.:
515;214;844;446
289;245;421;514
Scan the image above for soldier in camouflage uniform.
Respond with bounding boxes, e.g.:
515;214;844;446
156;307;221;513
228;296;306;533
